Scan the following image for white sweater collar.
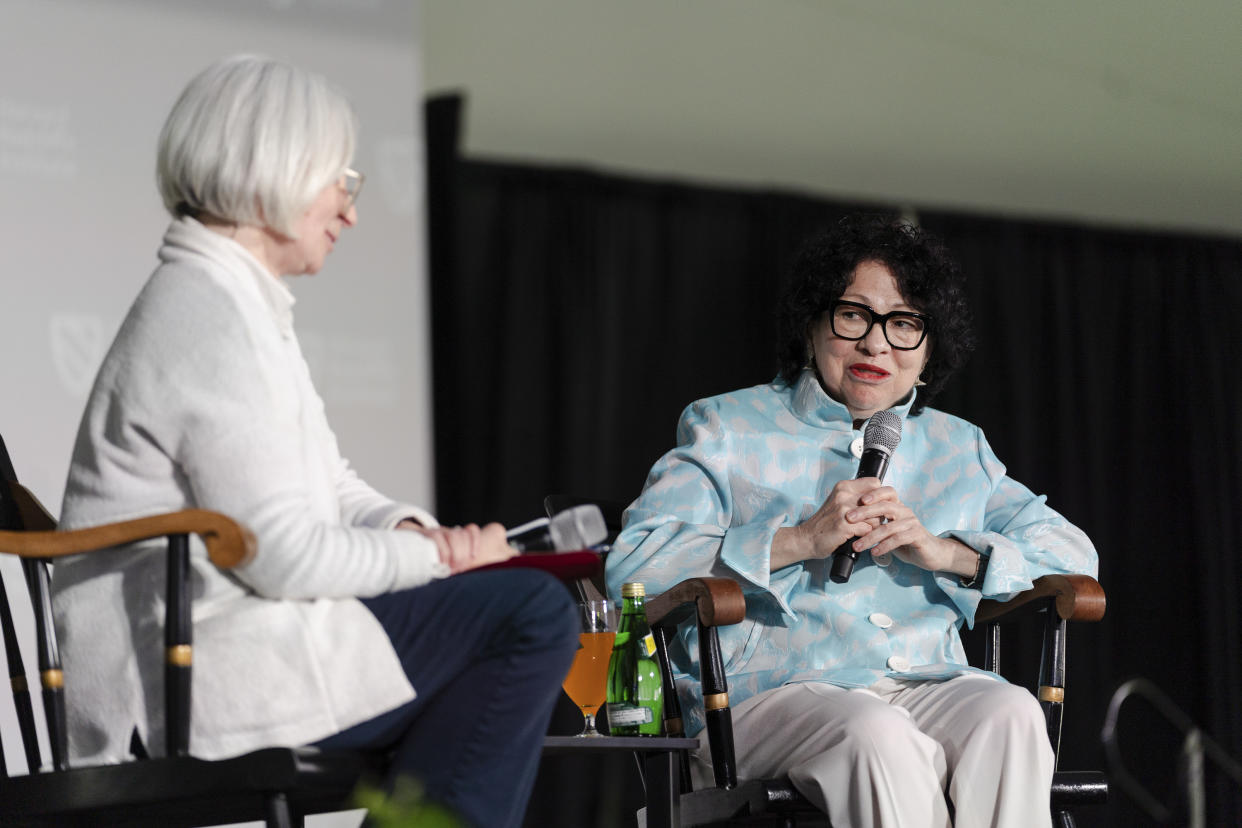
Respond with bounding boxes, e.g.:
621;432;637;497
159;216;297;336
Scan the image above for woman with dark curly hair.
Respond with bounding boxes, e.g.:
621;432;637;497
606;215;1097;827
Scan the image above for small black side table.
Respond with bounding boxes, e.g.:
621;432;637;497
542;735;699;828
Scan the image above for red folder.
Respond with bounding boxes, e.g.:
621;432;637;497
478;549;601;581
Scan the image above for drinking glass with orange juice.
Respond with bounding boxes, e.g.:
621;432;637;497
562;599;615;736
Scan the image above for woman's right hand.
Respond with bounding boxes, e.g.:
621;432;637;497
770;478;887;570
407;523;517;574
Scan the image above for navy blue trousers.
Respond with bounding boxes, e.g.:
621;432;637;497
314;568;577;828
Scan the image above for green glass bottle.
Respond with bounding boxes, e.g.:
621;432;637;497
605;582;664;736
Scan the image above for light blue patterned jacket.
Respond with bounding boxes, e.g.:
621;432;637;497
605;370;1099;736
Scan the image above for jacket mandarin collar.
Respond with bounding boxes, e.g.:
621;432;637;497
160;216;297;336
788;368;916;431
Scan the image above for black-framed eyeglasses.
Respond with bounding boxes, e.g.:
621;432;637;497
340;167;365;208
826;299;930;350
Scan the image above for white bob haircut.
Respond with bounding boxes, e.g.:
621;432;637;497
157;54;357;238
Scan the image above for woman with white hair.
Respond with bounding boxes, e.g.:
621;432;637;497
51;54;577;828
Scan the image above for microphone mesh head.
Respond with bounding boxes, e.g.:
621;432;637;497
863;409;902;455
548;504;608;550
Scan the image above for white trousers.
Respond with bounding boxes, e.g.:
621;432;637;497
690;675;1054;828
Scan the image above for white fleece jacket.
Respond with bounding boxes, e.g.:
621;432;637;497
52;217;448;763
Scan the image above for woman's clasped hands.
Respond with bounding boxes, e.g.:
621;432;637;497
396;520;518;573
772;478;977;578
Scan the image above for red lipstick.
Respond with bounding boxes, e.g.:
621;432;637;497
849;363;890;381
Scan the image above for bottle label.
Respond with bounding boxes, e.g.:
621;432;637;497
643;633;656;656
607;703;654;726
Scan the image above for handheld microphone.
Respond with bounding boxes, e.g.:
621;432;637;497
506;504;607;552
829;409;903;584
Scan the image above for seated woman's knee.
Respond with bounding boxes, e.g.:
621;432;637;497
507;570;578;646
974;681;1046;736
817;697;924;759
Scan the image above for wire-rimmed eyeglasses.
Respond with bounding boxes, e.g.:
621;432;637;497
827;299;930;350
340;168;365;208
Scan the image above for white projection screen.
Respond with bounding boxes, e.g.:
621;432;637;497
0;0;432;796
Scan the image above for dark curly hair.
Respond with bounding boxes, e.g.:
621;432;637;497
776;215;975;416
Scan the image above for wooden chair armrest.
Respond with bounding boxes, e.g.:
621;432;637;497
0;482;255;569
976;574;1106;624
646;576;746;629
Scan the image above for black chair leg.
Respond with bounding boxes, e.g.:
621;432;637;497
1053;809;1076;828
264;791;297;828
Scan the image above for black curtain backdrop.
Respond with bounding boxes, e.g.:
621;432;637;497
920;213;1242;826
426;95;1242;826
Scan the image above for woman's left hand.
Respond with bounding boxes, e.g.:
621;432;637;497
396;520;517;573
844;486;979;577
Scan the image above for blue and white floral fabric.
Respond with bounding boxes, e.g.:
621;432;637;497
605;370;1098;736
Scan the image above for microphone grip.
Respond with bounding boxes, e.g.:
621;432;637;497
509;534;550;553
506;516;554;552
829;539;858;583
828;447;891;585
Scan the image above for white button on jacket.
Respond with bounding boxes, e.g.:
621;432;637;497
868;612;894;629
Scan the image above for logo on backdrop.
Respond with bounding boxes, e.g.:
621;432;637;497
299;329;399;406
0;98;77;180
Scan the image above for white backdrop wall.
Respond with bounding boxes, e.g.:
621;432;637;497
0;0;430;796
2;0;433;512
